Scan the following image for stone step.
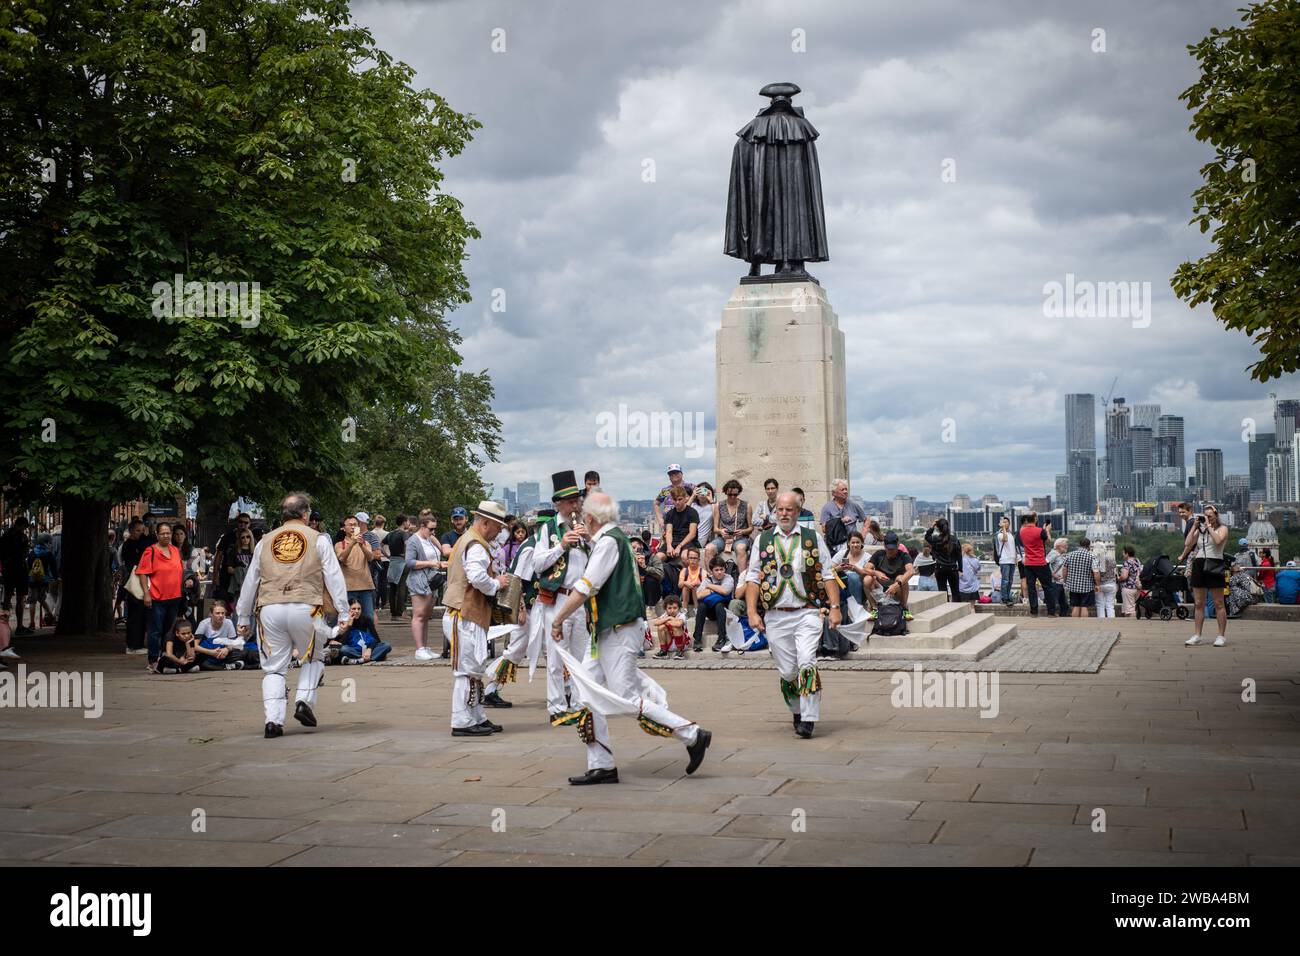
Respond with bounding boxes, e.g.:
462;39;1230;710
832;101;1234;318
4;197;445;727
860;619;1019;662
906;601;974;634
905;589;948;612
869;609;995;650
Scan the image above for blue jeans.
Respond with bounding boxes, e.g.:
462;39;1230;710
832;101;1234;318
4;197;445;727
839;571;864;613
147;597;185;663
999;564;1015;602
340;641;391;662
347;590;375;621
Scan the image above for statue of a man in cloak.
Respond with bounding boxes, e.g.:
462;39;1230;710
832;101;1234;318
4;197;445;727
724;82;829;282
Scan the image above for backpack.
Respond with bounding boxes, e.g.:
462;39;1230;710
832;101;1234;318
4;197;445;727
870;603;908;637
29;555;46;585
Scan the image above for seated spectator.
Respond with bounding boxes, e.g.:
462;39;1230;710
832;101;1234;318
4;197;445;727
650;596;689;659
864;532;916;621
720;595;768;653
831;531;870;612
958;542;982;601
1276;561;1299;605
630;538;664;611
330;599;393;664
692;484;715;559
1225;558;1262;619
26;532;59;629
713;479;753;571
677;547;702;611
694;556;735;652
196;600;258;669
158;619;203;674
0;608;17;660
654;486;699;597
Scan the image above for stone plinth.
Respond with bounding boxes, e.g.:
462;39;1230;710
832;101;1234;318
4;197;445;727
715;281;848;506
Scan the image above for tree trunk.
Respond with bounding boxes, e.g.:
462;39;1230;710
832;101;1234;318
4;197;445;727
56;496;113;636
196;492;234;550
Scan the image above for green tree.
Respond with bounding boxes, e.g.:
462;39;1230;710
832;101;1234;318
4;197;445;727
0;0;493;634
1172;0;1300;381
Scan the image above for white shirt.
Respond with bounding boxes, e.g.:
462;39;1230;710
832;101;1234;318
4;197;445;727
994;530;1018;565
511;543;535;581
744;523;835;610
573;524;622;599
531;515;589;588
463;538;500;597
236;529;349;627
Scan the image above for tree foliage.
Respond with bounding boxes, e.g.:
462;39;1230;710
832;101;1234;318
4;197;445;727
1172;0;1300;381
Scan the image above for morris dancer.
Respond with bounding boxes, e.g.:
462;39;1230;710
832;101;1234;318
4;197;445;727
481;528;535;707
744;491;840;738
549;492;712;785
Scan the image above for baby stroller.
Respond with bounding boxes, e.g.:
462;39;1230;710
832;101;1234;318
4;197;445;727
1136;554;1189;621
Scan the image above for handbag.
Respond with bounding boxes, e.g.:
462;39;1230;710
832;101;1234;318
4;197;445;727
125;548;149;600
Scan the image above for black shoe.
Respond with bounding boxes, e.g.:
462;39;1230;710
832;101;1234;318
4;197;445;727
693;643;703;652
482;691;513;708
478;719;503;733
451;724;494;737
795;720;814;739
685;728;712;775
712;638;726;652
653;650;669;659
264;722;283;738
793;713;802;729
293;701;317;727
568;768;619;786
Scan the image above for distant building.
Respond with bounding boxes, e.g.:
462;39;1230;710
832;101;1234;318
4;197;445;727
1030;496;1052;513
951;494;972;510
1194;449;1225;503
517;481;541;510
891;495;916;531
1064;393;1097;514
1249;432;1276;493
1132;403;1161;430
1156;414;1187;484
1106;398;1133;501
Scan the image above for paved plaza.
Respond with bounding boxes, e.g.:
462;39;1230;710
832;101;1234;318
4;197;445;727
1;616;1298;867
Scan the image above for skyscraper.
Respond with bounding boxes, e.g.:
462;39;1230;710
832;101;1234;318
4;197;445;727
1249;432;1275;492
1064;393;1097;514
891;495;916;530
1054;474;1068;509
1265;449;1294;502
1130;425;1153;500
1156;415;1186;484
1132;403;1161;430
1106;399;1133;500
1275;398;1299;449
516;481;541;510
1194;449;1225;503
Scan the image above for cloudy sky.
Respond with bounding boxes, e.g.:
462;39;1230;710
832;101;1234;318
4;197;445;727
354;0;1299;504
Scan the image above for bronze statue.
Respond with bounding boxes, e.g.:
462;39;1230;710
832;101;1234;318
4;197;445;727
724;82;829;283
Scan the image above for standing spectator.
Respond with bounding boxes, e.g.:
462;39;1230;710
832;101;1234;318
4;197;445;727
584;471;602;495
119;518;149;654
925;518;962;602
912;543;938;591
1096;547;1118;618
136;521;185;672
1259;548;1277;603
1184;505;1229;647
405;517;443;661
1063;538;1100;617
0;607;16;659
355;513;383;610
439;506;468;557
751;478;781;533
335;515;377;620
819;479;866;552
695;556;735;652
1119;545;1143;616
25;532;59;629
170;525;201;623
369;515;388;609
655;486;699;598
384;514;411;621
958;542;981;601
223;529;257;609
1048;538;1071;618
1017;513;1055;617
1174;501;1215;615
1;517;32;635
652;465;695;532
993;516;1019;605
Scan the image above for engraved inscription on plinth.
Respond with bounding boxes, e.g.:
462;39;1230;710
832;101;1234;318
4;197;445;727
714;281;849;506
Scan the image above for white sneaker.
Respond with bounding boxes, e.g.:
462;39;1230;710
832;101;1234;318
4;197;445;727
1213;636;1226;647
1185;635;1203;646
0;647;19;659
125;647;147;656
413;647;436;661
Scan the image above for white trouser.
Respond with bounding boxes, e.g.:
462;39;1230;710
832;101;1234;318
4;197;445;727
445;612;488;729
1097;582;1117;618
531;599;588;715
763;607;823;722
583;621;698;771
484;622;530;696
257;603;326;726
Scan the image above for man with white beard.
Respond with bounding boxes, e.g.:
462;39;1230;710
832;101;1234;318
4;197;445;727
548;492;712;785
745;491;841;738
236;492;349;738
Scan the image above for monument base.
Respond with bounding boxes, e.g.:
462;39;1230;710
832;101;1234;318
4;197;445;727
714;280;848;508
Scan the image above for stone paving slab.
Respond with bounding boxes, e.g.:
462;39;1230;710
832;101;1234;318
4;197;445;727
0;616;1296;866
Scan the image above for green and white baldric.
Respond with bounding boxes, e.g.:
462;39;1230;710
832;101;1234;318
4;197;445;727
534;514;585;593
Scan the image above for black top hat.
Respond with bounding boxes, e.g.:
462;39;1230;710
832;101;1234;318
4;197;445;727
551;470;580;502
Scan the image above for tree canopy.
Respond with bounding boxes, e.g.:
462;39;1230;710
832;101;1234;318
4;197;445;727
1172;0;1300;381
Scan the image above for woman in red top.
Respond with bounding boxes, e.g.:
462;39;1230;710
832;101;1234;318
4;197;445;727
1259;549;1277;603
135;521;186;672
